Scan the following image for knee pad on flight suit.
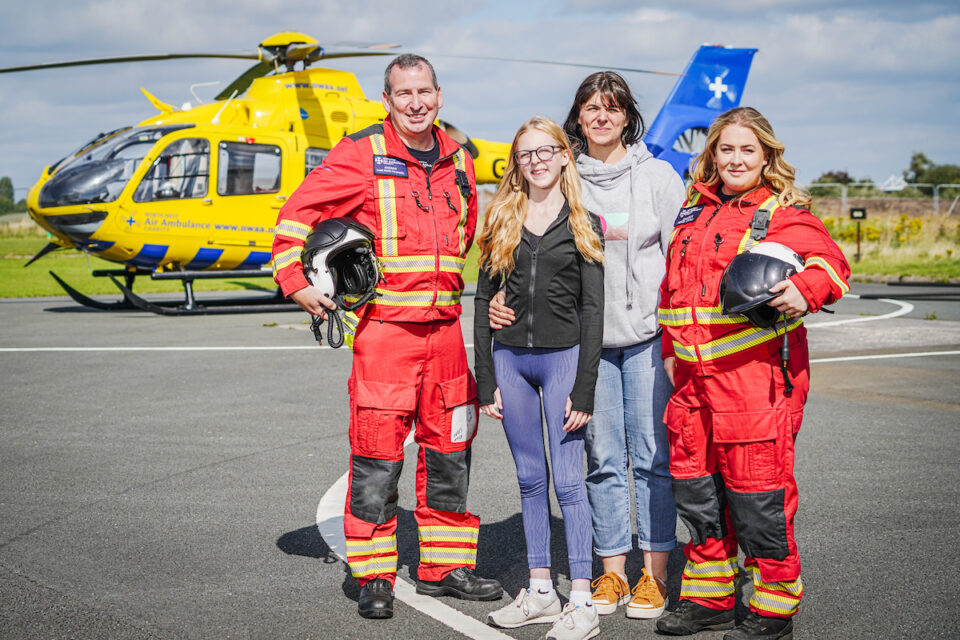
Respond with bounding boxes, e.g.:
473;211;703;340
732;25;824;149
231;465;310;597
672;472;728;545
350;455;404;524
727;487;789;560
423;447;471;513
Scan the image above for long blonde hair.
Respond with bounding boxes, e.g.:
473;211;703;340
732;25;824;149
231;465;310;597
688;106;811;208
477;116;604;275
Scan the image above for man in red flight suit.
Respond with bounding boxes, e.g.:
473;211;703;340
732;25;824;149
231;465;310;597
272;54;502;619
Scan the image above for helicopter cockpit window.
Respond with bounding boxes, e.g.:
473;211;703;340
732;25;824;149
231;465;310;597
305;148;329;176
217;142;281;196
133;138;210;202
38;125;195;208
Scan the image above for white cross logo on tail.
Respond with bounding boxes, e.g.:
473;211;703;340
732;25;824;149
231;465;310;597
709;76;728;100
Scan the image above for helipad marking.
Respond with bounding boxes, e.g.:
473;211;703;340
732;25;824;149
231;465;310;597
811;350;960;364
805;294;913;328
315;433;512;640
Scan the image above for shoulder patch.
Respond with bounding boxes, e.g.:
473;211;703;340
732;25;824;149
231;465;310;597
347;123;385;142
674;204;705;226
373;155;408;178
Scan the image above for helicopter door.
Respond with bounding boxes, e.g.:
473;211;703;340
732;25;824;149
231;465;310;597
209;139;287;269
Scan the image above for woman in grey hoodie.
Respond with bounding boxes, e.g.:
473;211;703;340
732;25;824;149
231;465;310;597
489;72;685;620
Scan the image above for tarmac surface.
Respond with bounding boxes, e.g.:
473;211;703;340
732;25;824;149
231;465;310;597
1;282;958;639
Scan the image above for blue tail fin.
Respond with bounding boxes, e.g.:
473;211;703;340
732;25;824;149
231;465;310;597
644;45;757;177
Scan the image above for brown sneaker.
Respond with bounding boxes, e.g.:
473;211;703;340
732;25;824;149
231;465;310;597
590;572;630;615
626;568;667;619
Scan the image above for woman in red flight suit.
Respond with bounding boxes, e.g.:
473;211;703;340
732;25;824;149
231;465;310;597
654;107;850;640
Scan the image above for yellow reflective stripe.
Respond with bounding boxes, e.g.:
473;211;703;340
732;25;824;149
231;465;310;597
419;526;479;544
345;288;462;307
452;151;468;257
370;134;386;156
419;547;477;563
658;306;693;327
439;256;467;273
379;255;435;273
689;192;702;206
680;578;736;597
673;340;698;363
273;247;302;271
696;317;802;360
738;195;781;254
747;566;803;615
695;304;751;326
683;558;739;578
349;554;398;578
376;178;399;257
275;220;311;240
377;255;467;274
346;536;397;556
805;256;849;295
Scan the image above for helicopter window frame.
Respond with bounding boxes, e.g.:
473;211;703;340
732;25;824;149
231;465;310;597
305;148;330;176
132;137;211;203
217;142;282;197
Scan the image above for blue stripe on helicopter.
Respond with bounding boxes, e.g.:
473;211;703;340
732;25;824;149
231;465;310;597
185;248;224;270
236;250;272;270
127;244;168;268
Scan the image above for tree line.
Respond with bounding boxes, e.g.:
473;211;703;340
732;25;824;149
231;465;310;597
0;177;28;215
810;153;960;199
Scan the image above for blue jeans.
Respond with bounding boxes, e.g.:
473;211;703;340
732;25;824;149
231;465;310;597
584;337;677;556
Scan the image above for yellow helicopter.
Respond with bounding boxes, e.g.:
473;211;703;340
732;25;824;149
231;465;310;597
8;32;513;314
6;33;756;314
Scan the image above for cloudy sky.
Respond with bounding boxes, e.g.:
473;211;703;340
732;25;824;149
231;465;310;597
1;0;957;197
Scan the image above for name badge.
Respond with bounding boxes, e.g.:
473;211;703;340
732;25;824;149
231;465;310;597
674;204;704;226
373;156;408;178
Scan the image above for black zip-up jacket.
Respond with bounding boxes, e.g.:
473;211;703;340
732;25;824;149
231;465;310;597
474;200;605;413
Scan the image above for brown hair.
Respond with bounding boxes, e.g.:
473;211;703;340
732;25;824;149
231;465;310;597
563;71;645;156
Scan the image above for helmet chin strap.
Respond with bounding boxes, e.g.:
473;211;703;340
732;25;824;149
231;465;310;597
777;314;794;395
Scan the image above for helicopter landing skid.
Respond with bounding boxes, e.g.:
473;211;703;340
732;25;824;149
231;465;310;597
49;270;138;310
107;274;298;316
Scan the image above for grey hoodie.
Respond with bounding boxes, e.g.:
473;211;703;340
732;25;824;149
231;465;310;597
576;142;685;348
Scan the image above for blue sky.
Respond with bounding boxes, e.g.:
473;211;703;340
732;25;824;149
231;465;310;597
1;0;957;196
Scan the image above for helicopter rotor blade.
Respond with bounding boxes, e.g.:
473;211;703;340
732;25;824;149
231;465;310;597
422;53;681;76
0;53;259;75
215;61;274;100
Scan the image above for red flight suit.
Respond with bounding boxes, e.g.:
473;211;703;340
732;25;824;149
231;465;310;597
658;184;850;619
272;117;480;585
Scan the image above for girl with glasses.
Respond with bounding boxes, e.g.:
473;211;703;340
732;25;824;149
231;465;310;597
475;116;605;640
490;72;686;623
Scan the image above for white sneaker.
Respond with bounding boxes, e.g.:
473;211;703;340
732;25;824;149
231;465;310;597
487;589;562;628
546;602;600;640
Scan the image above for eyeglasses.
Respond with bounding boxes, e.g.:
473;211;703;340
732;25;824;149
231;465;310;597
513;145;562;166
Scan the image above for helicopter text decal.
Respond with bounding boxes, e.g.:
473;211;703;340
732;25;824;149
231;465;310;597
284;82;348;92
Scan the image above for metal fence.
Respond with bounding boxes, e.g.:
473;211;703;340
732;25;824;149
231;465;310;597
801;183;960;215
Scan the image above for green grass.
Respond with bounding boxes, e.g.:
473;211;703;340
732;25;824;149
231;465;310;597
1;235;273;298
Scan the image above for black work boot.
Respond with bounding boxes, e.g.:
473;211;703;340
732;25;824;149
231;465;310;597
723;612;794;639
358;578;394;619
416;567;504;601
655;599;734;635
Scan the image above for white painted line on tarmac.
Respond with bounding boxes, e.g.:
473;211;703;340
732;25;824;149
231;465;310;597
315;434;512;640
811;350;960;364
805;294;914;328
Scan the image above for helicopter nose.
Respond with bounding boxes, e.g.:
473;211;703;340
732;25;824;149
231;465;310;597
42;210;109;245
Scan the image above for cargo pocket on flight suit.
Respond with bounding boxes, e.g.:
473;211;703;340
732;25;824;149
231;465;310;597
713;411;789;560
665;401;726;545
350;378;416;458
424;373;478;513
348;378;417;524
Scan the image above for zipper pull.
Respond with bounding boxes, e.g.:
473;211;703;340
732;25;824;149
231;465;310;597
680;236;692;258
701;284;707;297
714;233;725;252
444;191;457;213
410;190;429;211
